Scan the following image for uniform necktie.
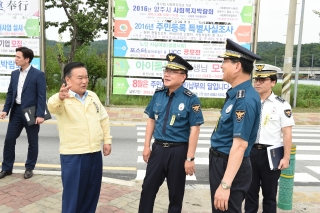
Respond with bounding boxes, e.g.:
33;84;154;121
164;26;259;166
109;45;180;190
162;92;174;134
255;100;265;144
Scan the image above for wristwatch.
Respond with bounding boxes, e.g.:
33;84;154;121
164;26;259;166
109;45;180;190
186;157;195;162
221;181;231;189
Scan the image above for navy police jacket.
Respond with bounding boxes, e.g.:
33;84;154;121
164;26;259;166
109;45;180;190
145;85;204;142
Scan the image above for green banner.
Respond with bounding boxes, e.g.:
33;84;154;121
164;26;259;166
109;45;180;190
113;77;129;94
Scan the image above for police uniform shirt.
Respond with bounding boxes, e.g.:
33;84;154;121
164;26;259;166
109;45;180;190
210;80;261;157
145;85;204;142
256;92;295;145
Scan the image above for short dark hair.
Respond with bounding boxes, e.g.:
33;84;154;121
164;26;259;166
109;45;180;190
63;62;86;79
16;47;34;63
270;74;277;83
230;58;254;75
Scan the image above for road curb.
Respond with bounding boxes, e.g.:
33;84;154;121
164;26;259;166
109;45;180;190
12;169;137;187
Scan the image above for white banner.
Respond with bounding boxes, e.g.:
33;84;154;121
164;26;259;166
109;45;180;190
0;0;40;18
115;0;253;23
113;77;230;98
113;58;223;79
0;76;10;93
0;38;40;56
114;39;225;61
0;18;40;37
114;20;252;42
0;57;41;74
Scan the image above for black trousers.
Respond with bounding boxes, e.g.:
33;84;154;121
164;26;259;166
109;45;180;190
244;148;281;213
139;142;188;213
2;104;39;171
209;153;252;213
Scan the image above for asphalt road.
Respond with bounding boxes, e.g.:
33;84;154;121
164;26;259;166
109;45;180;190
0;121;319;186
0;121;139;180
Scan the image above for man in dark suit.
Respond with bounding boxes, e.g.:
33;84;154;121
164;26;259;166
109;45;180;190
0;46;46;179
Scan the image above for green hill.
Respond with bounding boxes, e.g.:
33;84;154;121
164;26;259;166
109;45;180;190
45;39;320;67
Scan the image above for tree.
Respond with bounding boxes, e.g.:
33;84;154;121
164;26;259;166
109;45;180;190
74;46;107;91
313;10;320;17
45;45;63;90
45;0;108;66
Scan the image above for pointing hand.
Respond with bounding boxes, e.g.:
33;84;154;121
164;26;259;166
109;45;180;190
59;83;72;101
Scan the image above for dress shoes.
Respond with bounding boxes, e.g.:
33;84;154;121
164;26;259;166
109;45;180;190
0;170;12;179
24;169;33;179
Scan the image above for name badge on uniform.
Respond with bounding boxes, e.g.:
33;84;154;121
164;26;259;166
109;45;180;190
178;103;184;111
225;104;233;114
170;115;176;125
155;114;159;120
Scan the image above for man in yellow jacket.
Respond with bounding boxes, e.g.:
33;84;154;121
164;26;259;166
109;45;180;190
48;62;112;213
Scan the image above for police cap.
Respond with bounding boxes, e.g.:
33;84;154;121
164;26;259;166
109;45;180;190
163;53;193;71
219;39;261;62
254;64;281;78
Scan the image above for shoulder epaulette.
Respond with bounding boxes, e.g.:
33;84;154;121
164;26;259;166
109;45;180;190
275;96;285;103
155;86;166;92
236;90;245;99
184;89;194;97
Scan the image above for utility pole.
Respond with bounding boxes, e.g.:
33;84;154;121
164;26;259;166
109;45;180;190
293;0;305;108
282;0;298;103
106;0;113;106
39;0;46;72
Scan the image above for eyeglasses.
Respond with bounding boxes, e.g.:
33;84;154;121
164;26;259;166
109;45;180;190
254;78;271;84
163;69;185;75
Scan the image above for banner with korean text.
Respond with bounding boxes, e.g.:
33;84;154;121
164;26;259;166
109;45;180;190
0;76;10;93
114;40;225;61
0;0;41;93
113;58;223;79
112;0;255;98
0;57;41;74
113;77;230;98
0;0;40;17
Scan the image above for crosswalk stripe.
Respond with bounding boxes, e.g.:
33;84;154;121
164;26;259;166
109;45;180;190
296;154;320;160
135;170;197;181
135;170;320;183
198;128;320;133
138;155;320;164
306;166;320;174
136;126;320;184
294;173;320;182
137;156;209;165
296;146;320;150
137;146;209;153
137;138;319;144
137;139;210;144
136;145;320;152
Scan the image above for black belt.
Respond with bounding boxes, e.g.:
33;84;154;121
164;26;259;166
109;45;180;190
209;148;229;160
252;144;271;150
154;139;188;148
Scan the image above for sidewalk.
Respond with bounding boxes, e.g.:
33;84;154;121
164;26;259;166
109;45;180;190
0;170;319;212
0;106;319;212
105;107;320;126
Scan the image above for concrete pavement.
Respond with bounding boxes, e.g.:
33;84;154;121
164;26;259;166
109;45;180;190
0;170;319;212
0;106;319;212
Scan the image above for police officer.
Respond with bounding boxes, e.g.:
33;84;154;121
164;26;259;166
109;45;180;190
244;64;295;213
138;53;204;213
209;38;262;212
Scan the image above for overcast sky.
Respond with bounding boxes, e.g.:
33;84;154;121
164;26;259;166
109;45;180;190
45;0;320;44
